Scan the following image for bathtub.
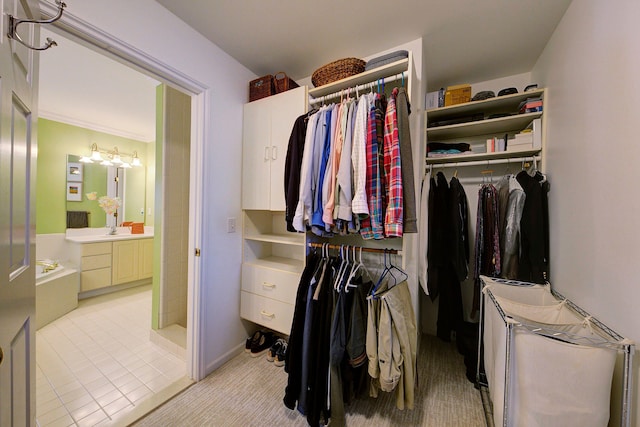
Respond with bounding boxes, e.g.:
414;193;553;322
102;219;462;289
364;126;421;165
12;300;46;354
36;262;79;329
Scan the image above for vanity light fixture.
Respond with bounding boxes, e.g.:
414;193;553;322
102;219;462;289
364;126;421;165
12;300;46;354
111;146;123;164
90;143;103;161
80;144;143;167
131;151;142;167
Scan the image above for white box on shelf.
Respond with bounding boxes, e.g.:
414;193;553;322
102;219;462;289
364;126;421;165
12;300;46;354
506;142;534;152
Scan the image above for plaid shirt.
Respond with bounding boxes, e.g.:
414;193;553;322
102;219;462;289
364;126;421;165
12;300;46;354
383;92;403;237
361;94;385;240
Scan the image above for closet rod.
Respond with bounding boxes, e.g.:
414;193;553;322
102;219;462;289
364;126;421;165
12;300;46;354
426;155;541;169
309;73;405;106
308;242;401;255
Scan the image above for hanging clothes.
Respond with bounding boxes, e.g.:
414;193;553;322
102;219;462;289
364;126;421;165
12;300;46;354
287;87;416;240
395;87;417;234
417;169;430;295
366;279;417;410
495;174;526;279
285;111;314;232
382;91;403;237
516;170;549;283
473;182;501;313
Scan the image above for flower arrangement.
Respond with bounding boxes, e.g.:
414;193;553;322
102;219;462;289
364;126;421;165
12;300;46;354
97;196;121;215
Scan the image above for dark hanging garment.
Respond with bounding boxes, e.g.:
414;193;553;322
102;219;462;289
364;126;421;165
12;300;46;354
284;113;311;232
283;253;321;410
516;171;547;283
449;176;469;282
426;172;449;301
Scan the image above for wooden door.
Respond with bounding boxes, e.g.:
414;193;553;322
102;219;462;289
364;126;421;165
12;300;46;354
268;86;306;211
241;98;271;210
0;0;40;425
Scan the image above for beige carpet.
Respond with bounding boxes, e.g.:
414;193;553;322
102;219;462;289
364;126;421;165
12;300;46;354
133;334;486;427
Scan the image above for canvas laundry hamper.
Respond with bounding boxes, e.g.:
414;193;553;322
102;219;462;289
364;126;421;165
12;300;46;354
479;276;634;427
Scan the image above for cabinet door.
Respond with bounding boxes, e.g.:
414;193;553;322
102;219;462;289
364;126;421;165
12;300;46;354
138;239;154;279
242;99;272;210
112;240;139;285
269;86;307;211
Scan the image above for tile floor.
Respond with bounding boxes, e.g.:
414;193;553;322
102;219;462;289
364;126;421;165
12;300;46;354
36;285;189;427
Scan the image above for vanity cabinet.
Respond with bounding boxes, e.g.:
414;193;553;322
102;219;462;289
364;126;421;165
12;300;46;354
79;242;112;292
67;235;154;296
112;239;153;285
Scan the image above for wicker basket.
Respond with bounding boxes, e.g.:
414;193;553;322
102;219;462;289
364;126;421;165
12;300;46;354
249;75;275;102
312;58;366;87
274;72;299;93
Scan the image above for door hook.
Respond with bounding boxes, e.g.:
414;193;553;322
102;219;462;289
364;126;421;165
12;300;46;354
8;0;66;51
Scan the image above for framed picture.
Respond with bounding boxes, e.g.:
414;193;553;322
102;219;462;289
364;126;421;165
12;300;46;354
66;182;83;201
67;162;83;182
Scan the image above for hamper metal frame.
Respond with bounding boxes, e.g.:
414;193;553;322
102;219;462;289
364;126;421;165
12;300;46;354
477;276;634;427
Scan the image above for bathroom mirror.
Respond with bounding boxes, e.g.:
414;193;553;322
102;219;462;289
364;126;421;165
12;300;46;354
66;154;148;227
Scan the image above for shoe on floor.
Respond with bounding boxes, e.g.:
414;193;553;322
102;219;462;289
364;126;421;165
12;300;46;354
274;340;288;367
250;331;275;357
267;338;286;362
245;330;267;354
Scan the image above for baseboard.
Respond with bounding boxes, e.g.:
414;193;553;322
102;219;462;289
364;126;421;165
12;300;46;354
204;342;246;376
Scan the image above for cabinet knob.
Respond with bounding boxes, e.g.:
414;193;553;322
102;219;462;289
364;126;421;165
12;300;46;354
271;146;277;160
262;282;275;289
260;310;275;318
264;146;270;161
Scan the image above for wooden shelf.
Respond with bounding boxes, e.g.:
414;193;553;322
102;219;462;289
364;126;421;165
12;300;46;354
426;112;542;140
308;58;409;98
426;88;545;121
426;149;541;165
244;233;305;246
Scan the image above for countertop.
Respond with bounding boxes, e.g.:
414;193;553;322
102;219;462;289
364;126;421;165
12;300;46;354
65;229;154;243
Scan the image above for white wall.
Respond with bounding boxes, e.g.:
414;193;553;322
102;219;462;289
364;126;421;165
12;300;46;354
531;1;640;425
62;0;257;376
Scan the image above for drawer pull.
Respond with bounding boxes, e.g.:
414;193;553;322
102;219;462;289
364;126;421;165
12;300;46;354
260;310;275;318
262;282;276;289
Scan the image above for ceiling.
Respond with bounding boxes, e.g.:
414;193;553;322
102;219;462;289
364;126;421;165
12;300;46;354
155;0;572;91
39;28;158;142
38;1;572;142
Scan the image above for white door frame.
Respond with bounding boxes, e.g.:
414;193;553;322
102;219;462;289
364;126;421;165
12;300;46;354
39;2;208;380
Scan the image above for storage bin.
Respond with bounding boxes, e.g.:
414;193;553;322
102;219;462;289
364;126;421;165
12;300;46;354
479;275;634;427
444;84;471;106
249;75;275;102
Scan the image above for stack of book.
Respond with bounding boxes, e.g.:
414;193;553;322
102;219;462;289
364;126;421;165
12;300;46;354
518;96;543;113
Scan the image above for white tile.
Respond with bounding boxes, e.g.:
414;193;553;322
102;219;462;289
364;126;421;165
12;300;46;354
36;394;64;417
64;393;94;413
103;396;133;417
76;409;108;427
70;400;101;423
35;405;71;426
126;384;153;403
42;413;75;427
95;388;124;408
58;387;87;404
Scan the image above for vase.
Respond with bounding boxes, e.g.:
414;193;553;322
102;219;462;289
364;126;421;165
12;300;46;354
106;225;117;235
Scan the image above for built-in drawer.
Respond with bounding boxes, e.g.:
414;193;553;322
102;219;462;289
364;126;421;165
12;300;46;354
81;267;111;292
81;254;112;271
240;291;294;335
241;264;299;305
81;242;112;257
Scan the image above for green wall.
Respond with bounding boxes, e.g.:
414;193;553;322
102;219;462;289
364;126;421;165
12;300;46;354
36;119;154;234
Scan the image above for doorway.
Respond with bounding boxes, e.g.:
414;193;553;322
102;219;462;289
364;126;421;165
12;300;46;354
35;18;202;426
